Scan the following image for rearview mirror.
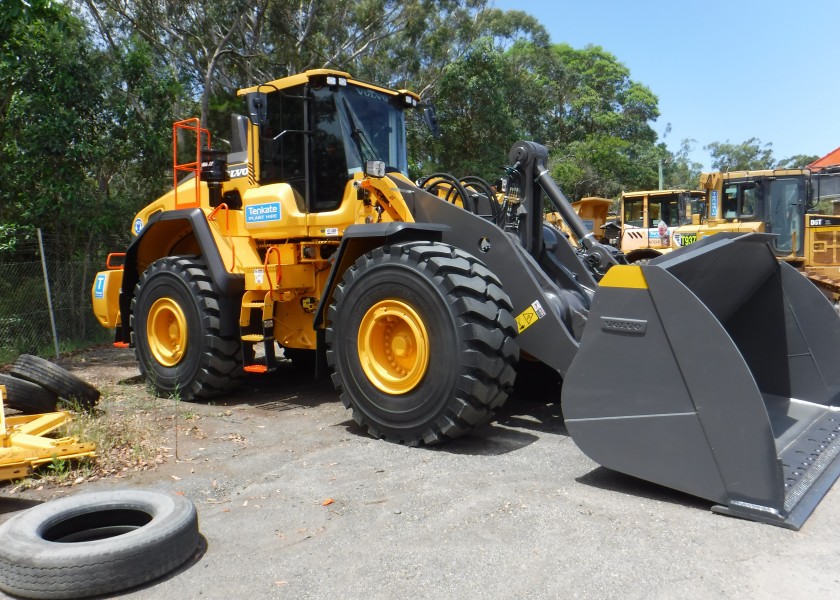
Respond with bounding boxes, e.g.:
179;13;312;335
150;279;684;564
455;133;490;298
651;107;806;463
422;105;440;139
246;92;268;126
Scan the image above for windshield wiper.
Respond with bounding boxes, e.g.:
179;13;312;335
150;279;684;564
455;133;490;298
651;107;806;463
341;98;379;164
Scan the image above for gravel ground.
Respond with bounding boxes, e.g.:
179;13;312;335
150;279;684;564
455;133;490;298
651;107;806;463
2;346;839;599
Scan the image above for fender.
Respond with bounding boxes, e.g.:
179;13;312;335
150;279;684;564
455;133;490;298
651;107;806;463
118;208;245;342
312;222;450;330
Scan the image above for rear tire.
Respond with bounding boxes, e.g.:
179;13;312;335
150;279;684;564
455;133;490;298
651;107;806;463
131;256;242;401
0;373;57;414
10;354;100;410
326;241;518;445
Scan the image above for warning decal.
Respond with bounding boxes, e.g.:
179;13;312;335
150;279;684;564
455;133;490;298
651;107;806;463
515;301;545;334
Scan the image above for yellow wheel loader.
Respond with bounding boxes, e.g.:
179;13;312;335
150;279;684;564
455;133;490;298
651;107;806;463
92;70;840;528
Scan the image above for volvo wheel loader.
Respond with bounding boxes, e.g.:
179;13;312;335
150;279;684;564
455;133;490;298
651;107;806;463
92;70;840;529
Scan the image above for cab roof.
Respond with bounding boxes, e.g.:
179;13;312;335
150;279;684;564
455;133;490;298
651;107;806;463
237;69;420;102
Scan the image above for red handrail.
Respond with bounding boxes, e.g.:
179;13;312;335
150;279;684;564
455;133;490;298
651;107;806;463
173;118;210;209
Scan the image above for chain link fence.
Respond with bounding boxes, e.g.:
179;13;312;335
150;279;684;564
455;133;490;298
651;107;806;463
0;236;114;366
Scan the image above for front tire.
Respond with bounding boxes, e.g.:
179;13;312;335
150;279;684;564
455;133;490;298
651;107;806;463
326;242;518;445
131;256;242;401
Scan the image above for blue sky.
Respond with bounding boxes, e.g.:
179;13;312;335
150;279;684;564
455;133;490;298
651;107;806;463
491;0;840;168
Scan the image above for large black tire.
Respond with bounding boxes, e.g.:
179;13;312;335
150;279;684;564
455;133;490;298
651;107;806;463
0;490;200;599
131;256;242;401
0;373;58;414
10;354;100;410
326;241;518;445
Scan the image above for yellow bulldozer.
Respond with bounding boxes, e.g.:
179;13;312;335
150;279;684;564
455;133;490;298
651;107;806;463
92;70;840;529
671;167;840;299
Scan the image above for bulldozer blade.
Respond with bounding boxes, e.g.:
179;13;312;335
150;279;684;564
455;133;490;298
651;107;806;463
562;233;840;529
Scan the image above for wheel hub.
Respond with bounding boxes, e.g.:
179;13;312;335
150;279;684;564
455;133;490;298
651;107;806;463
358;300;429;394
147;297;188;367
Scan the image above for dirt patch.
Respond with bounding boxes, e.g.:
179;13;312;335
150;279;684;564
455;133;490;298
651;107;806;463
1;345;299;500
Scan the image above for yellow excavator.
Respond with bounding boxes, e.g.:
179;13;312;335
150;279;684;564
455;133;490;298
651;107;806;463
92;70;840;529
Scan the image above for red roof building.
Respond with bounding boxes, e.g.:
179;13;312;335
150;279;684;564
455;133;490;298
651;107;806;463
808;146;840;171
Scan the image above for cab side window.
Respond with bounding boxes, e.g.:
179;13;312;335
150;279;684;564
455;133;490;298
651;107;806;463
260;89;306;201
741;185;756;218
723;186;738;219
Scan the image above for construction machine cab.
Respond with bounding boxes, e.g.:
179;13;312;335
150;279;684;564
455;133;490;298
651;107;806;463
702;170;808;256
242;72;416;213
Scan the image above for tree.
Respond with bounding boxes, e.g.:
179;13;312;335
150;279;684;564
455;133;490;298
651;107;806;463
0;2;180;259
411;38;521;181
80;0;500;127
664;138;704;189
705;138;775;171
540;45;661;198
776;153;819;169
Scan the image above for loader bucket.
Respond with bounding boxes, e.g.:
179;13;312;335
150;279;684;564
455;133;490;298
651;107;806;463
562;233;840;529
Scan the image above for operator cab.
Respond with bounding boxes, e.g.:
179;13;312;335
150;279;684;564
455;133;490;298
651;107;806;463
241;72;416;214
717;173;806;256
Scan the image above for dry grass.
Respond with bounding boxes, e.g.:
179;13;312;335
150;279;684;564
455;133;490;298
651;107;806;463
3;381;197;493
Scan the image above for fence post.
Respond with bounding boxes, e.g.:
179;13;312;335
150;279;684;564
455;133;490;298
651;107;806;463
37;228;61;359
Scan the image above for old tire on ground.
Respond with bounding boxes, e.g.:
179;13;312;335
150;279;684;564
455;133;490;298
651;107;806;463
326;241;518;445
0;373;58;414
0;490;200;599
10;354;100;409
131;256;242;401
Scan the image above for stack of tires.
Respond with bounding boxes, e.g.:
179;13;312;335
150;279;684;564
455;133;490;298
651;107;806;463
0;354;100;414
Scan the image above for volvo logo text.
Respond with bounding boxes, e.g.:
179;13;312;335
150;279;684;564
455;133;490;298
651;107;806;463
601;317;647;334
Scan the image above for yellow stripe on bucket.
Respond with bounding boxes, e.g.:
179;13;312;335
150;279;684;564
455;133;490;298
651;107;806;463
599;265;648;289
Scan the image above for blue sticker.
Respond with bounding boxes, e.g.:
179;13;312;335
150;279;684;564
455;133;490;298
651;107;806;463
134;218;144;234
246;202;282;223
710;190;718;218
94;274;106;299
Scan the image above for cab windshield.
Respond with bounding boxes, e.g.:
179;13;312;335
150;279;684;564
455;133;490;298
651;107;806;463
336;86;408;175
257;81;409;212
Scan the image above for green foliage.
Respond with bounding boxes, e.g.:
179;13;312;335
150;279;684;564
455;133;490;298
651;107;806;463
503;43;662;198
412;38;519;181
705;137;775;172
664;138;704;189
0;4;181;261
776;154;819;169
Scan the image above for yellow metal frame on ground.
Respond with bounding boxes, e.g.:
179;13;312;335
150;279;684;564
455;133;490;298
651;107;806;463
0;385;96;482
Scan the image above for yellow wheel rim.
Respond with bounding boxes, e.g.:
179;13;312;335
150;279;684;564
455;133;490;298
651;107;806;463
358;300;429;395
147;297;188;367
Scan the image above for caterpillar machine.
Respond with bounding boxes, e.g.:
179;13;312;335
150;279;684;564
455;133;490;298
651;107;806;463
672;168;840;300
92;70;840;529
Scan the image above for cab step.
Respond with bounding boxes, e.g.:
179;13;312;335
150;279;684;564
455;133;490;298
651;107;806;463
240;319;277;374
